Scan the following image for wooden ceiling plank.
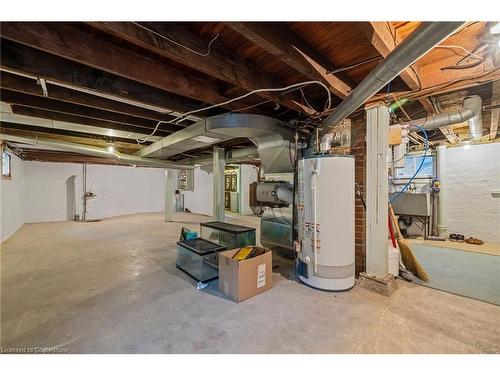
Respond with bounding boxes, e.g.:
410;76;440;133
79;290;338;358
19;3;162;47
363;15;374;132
0;72;185;123
0;23;258;113
226;22;352;99
360;22;436;115
88;22;315;115
0;40;207;116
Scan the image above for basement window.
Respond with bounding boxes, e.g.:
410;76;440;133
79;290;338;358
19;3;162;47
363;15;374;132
2;151;12;178
394;154;435;180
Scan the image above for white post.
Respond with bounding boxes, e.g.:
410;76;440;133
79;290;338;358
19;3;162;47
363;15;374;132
365;104;389;276
436;145;448;237
213;147;225;222
165;169;175;222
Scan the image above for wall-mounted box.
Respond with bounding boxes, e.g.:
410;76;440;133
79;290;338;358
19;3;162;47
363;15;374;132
177;169;194;191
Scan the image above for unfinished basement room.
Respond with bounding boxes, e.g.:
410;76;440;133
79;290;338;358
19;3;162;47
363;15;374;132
1;4;499;370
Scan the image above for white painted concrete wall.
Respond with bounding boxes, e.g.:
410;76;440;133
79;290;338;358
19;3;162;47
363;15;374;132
182;167;213;216
23;162;83;223
84;164;165;220
23;161;166;223
0;152;25;242
445;143;500;242
1;157;258;240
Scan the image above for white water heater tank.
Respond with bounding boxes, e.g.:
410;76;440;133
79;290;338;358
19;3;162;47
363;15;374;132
297;154;355;291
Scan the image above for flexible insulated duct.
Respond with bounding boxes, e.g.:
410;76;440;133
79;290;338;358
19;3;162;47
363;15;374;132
320;22;465;140
0;134;195;169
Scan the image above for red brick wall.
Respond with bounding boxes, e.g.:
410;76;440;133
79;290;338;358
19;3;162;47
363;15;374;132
350;116;366;276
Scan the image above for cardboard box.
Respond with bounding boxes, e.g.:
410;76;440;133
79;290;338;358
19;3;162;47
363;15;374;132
218;248;272;302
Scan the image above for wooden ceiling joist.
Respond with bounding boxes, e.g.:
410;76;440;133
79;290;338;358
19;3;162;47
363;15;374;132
359;21;438;118
17;149;124;165
0;72;185;123
0;40;207;116
0;23;272;114
9;105;172;138
0;121;152;146
226;22;352;99
1;89;184;133
88;22;315;115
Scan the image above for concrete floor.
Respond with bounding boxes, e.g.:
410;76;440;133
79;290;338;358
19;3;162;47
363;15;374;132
1;212;499;354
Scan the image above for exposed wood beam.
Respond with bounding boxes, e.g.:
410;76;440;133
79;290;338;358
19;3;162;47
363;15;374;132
0;40;207;117
439;125;458;144
1;121;152;146
371;68;500;102
226;22;352;99
0;23;268;113
0;72;187;123
18;150;124;165
361;22;422;90
88;22;315;115
360;22;437;117
10;105;172;138
418;97;438;115
0;89;183;132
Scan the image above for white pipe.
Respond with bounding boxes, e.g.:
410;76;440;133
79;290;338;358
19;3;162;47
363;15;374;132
436;145;449;237
311;159;320;273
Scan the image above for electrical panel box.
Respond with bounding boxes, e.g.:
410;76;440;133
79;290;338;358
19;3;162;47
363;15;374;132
177;169;194;191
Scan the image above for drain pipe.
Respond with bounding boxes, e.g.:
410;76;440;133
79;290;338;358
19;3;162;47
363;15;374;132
320;22;465;146
396;95;483;138
0;134;195;169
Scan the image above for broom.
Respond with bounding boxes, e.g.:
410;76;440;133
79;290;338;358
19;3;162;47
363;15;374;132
389;204;429;282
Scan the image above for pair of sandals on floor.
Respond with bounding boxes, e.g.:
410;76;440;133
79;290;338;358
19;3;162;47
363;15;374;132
449;233;483;245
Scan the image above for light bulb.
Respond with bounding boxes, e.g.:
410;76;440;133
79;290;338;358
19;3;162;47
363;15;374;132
107;145;115;153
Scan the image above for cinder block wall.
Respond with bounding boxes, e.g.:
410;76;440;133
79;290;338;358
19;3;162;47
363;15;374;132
445;142;500;242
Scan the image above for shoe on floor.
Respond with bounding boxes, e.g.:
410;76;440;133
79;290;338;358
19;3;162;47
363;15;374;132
456;234;465;243
449;233;458;242
465;237;484;245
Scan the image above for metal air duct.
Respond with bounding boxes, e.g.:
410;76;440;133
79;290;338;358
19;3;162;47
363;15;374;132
0;134;195;169
320;22;465;144
136;113;295;173
396;95;483;139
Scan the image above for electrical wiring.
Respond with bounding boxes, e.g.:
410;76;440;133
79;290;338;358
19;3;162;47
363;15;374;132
136;80;332;145
132;22;220;57
300;88;318;113
327;56;382;74
435;44;486;61
389;123;429;205
372;67;500;102
175;80;332;122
